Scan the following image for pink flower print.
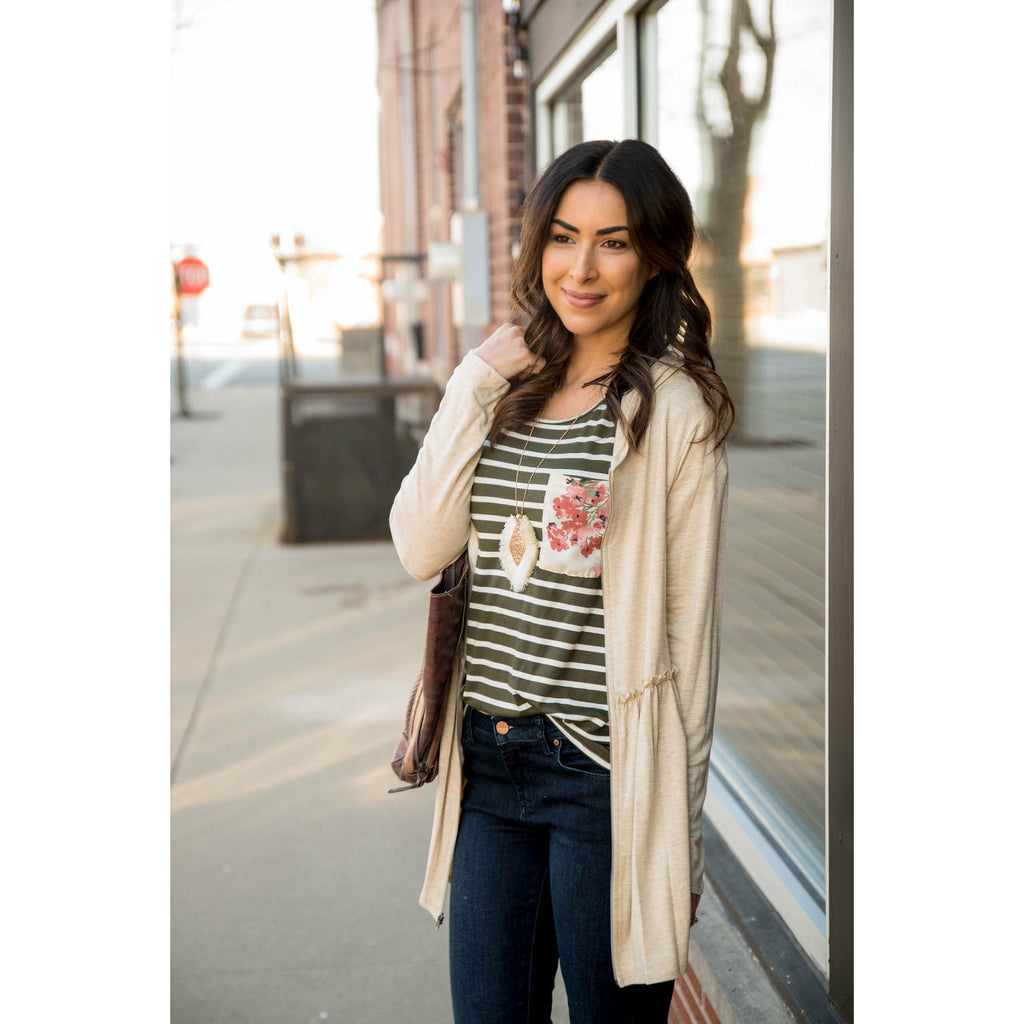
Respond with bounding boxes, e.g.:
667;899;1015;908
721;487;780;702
546;477;610;561
551;495;577;518
547;524;570;552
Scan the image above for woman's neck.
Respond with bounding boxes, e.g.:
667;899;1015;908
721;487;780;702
565;335;627;388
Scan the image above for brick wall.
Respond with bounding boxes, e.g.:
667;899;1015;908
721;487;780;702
377;0;531;378
477;0;531;333
670;968;723;1024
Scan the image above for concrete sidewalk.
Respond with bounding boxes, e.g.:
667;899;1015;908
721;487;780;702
171;382;461;1023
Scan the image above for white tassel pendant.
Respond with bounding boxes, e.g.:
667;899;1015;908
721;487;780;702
498;513;539;592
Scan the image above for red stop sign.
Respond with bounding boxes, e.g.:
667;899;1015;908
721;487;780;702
175;256;210;296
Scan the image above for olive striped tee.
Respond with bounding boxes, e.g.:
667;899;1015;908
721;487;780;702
462;397;615;769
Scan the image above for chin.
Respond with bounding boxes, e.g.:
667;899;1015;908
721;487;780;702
559;307;611;336
562;315;597;336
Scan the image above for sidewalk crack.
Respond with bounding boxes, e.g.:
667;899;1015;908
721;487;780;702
171;504;276;785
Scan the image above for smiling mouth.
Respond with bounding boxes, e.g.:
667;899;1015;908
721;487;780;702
563;289;605;308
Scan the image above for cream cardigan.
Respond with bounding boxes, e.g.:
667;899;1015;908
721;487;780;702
389;349;728;985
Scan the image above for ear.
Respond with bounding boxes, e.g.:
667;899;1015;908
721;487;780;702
648;267;660;280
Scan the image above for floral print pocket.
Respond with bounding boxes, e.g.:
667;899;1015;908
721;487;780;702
538;473;610;578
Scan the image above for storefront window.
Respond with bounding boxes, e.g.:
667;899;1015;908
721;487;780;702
550;42;622;152
641;0;832;960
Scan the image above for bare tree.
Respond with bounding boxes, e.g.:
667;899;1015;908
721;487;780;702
697;0;776;437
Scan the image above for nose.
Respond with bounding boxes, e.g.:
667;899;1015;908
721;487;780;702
570;244;597;284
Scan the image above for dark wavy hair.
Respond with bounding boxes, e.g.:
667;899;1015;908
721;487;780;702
490;138;734;451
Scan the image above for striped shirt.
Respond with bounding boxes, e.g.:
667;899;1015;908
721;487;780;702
463;397;616;768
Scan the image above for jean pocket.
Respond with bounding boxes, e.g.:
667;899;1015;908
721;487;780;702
460;705;476;750
553;733;610;778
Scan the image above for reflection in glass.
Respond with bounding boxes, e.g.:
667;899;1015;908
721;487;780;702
554;43;622;151
645;0;831;924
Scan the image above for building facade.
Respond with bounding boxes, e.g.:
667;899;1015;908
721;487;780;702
377;0;532;382
376;2;853;1020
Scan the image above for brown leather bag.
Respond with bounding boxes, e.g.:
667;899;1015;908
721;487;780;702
389;552;469;792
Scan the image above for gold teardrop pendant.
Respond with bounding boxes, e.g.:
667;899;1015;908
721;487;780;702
509;515;526;565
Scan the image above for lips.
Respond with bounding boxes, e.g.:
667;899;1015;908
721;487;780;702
563;288;605;309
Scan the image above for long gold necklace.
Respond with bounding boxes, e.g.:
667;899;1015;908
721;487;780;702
498;410;584;592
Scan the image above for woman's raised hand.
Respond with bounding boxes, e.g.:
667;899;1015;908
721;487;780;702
475;323;546;381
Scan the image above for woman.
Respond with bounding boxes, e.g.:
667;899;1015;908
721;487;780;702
390;139;732;1023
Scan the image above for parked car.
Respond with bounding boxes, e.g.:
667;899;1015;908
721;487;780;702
241;303;280;338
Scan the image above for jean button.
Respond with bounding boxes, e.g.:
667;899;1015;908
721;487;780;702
495;720;510;735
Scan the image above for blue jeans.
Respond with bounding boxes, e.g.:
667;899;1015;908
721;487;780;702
449;706;675;1024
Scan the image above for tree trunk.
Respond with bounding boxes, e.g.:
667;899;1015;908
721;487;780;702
704;129;753;437
696;0;775;440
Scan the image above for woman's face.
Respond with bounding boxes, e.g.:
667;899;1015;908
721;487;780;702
541;180;654;352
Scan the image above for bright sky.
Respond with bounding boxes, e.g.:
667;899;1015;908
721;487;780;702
170;0;381;335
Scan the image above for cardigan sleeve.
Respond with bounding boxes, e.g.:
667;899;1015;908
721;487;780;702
664;414;729;895
389;349;510;581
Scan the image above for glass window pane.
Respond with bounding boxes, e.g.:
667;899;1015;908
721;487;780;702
552;42;622;152
644;0;832;923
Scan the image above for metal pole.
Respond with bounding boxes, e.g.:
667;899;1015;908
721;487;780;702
280;384;300;543
398;0;420;251
278;263;298;383
173;286;190;417
460;0;480;211
459;0;486;352
395;0;424;369
428;39;450;375
826;0;854;1018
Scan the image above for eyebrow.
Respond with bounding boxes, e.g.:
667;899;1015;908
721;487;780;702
552;218;629;236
